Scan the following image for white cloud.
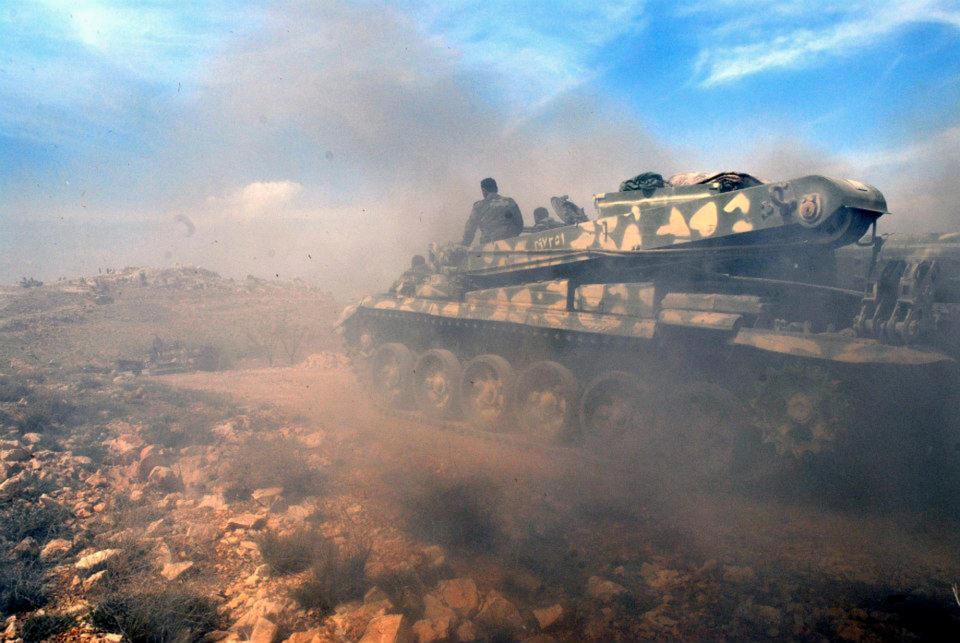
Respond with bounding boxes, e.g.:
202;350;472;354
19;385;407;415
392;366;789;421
208;180;304;219
693;0;960;86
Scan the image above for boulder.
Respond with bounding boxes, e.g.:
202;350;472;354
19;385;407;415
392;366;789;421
76;549;120;570
160;561;194;581
422;594;455;623
199;494;228;511
411;617;450;643
284;631;331;643
82;569;107;590
586;576;627;603
436;578;480;615
533;605;564;630
249;617;278;643
455;621;477;642
21;432;43;445
0;447;31;463
226;513;267;530
0;472;26;497
40;538;72;560
147;466;182;492
359;614;410;643
252;487;284;503
475;590;523;631
136;445;165;480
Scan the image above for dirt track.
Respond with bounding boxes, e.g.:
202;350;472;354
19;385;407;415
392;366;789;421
161;359;960;638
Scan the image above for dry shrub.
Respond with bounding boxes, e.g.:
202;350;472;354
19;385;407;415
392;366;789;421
223;436;320;499
0;554;49;616
0;500;71;616
90;589;221;643
21;613;75;642
289;540;369;617
403;475;502;553
256;527;329;575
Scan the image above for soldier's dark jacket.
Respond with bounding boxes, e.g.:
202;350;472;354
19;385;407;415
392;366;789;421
462;193;523;246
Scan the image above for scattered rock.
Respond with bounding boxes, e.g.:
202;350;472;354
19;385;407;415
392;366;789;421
411;617;450;643
83;569;107;590
40;538;72;560
422;594;456;623
76;548;121;570
199;493;228;511
21;432;43;444
284;631;330;643
437;578;480;615
147;465;182;492
249;616;278;643
160;561;194;580
533;604;564;630
252;486;284;505
360;613;410;643
476;590;524;631
420;545;446;569
0;471;26;497
640;562;682;591
0;447;31;462
137;444;165;480
226;513;267;530
586;576;627;603
455;620;477;642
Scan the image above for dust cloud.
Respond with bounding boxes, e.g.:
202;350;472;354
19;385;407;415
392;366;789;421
2;2;960;641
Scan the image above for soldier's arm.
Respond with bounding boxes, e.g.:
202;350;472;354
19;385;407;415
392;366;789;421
462;203;481;246
509;198;524;232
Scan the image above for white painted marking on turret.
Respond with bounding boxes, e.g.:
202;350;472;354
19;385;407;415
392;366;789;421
690;202;718;237
620;221;642;250
656;207;691;238
723;193;750;215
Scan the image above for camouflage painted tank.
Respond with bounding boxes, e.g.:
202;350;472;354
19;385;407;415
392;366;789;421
338;172;957;485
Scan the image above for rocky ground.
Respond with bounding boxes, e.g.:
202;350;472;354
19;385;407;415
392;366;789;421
1;270;959;642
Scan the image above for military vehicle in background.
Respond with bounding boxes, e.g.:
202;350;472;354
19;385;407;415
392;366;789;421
337;171;958;489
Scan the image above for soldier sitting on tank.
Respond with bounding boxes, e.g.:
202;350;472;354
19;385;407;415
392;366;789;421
389;254;431;296
524;207;564;233
462;177;524;246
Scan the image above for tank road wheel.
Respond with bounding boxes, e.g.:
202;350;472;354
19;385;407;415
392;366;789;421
461;354;515;430
413;349;462;418
663;382;749;485
515;361;578;442
367;343;415;408
752;364;851;459
578;371;644;447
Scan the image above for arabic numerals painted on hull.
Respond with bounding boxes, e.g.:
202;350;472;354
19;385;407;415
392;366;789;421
534;231;566;251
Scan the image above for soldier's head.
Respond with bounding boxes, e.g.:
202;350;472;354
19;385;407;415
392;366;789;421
480;177;498;197
411;254;426;268
533;207;549;223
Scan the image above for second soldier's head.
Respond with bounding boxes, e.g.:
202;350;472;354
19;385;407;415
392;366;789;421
533;207;549;223
480;177;498;196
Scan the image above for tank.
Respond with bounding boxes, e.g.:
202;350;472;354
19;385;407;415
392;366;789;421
337;171;958;487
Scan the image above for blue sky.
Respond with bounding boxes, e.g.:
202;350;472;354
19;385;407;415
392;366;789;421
1;0;959;287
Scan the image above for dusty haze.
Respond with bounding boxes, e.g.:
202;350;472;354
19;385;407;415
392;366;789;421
2;1;958;295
